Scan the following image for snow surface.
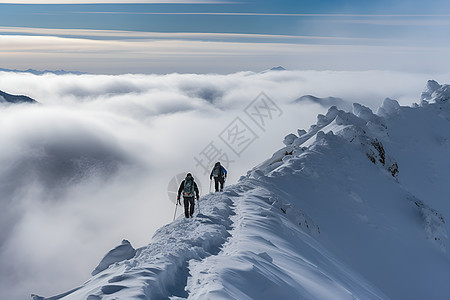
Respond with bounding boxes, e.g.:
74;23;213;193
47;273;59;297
34;80;450;300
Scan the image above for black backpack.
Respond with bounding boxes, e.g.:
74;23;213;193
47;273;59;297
212;164;224;178
183;175;195;197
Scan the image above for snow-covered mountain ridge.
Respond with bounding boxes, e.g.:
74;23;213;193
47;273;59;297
34;80;450;300
0;90;37;104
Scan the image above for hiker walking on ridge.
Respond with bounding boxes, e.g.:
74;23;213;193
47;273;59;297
177;173;200;218
210;162;227;192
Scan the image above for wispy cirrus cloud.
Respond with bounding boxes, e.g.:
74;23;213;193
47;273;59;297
0;26;392;43
335;17;450;26
73;12;450;17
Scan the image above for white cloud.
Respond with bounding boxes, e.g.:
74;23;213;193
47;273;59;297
0;69;447;299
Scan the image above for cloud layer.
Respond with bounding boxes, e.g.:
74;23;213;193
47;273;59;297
0;69;445;299
2;26;450;74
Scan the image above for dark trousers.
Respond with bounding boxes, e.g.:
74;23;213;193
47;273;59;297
183;197;195;218
214;177;224;192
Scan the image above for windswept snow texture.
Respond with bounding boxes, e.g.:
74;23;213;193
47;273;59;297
37;81;450;300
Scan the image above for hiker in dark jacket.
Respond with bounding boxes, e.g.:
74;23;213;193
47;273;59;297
210;162;227;192
177;173;200;218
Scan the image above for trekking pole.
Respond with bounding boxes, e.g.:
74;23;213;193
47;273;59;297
209;179;212;193
197;196;201;214
173;197;179;221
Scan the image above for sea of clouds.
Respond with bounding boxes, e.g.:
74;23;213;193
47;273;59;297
0;69;447;299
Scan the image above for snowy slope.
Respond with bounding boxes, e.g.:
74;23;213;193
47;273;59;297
34;80;450;300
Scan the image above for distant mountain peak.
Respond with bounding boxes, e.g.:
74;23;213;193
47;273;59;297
0;67;86;75
0;90;37;104
270;66;286;71
260;66;286;74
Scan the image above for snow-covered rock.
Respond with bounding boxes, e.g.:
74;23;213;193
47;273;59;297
420;79;441;102
283;133;297;146
91;240;137;276
431;84;450;104
377;97;400;117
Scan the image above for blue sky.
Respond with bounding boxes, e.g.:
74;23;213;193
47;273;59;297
1;0;450;74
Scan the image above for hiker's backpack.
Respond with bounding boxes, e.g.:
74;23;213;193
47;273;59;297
183;176;195;197
212;165;224;178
